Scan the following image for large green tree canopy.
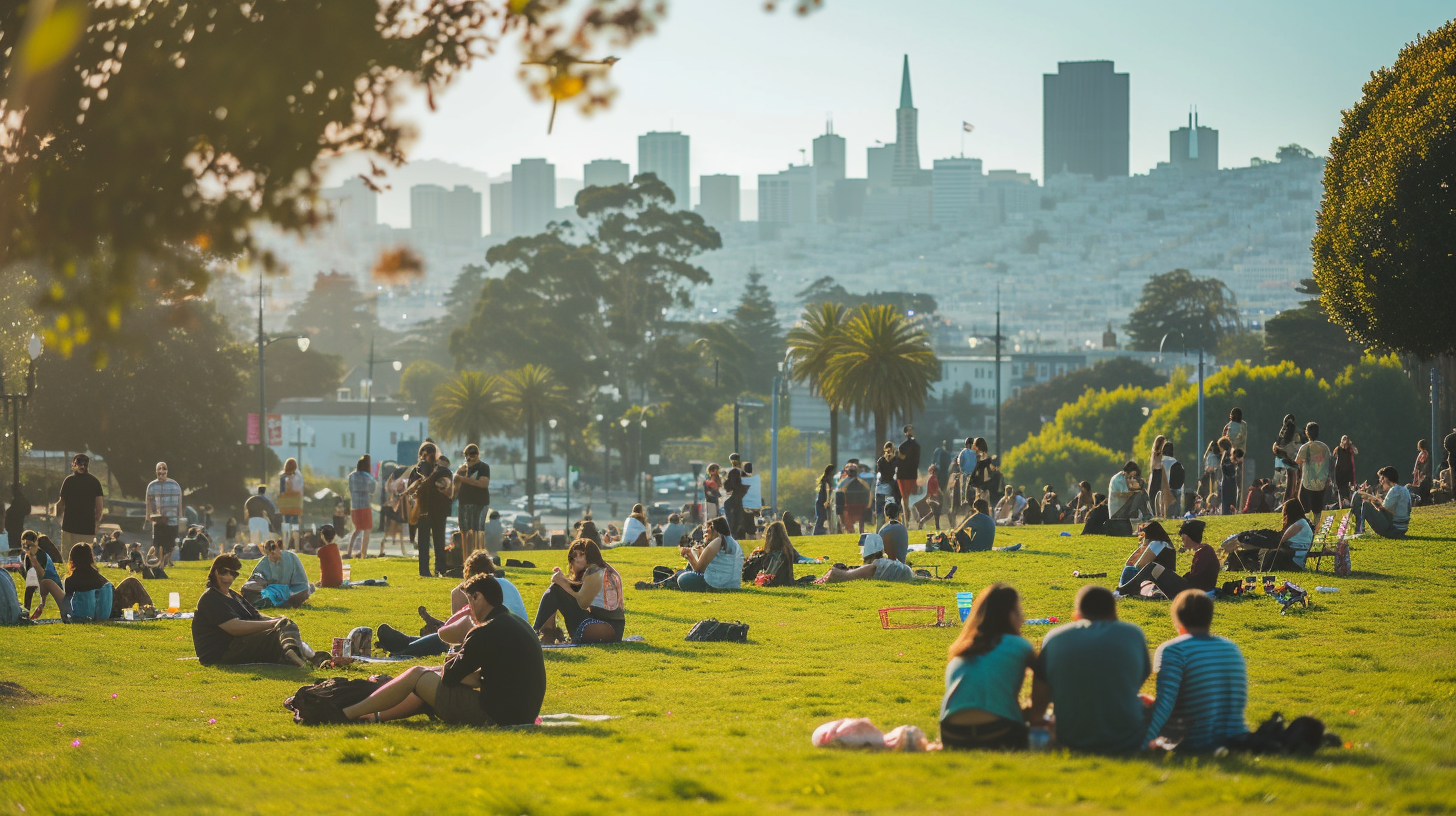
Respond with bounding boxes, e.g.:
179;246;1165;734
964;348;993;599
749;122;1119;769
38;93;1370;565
1124;269;1241;352
1314;21;1456;357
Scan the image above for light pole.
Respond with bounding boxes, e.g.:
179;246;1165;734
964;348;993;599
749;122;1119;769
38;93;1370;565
1160;331;1204;511
733;398;766;459
967;286;1006;456
770;355;792;517
619;417;630;506
549;418;570;527
0;334;43;487
257;271;310;485
363;336;402;464
595;413;608;510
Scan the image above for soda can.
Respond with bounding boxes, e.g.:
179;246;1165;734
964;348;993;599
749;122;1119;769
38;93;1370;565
332;637;346;661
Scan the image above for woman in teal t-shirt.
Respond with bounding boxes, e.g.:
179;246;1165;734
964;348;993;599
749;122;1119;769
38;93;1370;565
940;583;1034;750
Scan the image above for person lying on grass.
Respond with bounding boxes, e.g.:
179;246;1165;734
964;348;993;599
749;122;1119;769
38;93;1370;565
1219;498;1313;572
638;516;744;592
1144;589;1249;752
940;583;1035;751
1117;521;1179;589
240;539;312;608
192;554;320;668
815;538;919;584
341;576;546;727
1026;585;1150;754
531;539;626;644
379;551;529;657
1116;519;1219;599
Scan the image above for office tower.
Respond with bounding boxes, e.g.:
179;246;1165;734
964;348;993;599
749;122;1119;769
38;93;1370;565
1043;60;1130;181
699;174;740;223
584;159;629;189
410;184;481;245
489;181;512;236
986;169;1039;220
812;122;846;184
867;144;896;189
638;131;690;208
892;56;925;187
1169;109;1219;173
831;178;868;222
758;165;817;226
321;176;377;234
931;157;985;225
511;158;556;236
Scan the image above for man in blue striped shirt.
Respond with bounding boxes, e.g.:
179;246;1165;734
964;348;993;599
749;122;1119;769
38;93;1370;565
1145;589;1249;751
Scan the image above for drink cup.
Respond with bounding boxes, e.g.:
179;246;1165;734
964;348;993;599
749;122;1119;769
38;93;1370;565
332;637;346;661
167;592;180;614
956;591;975;622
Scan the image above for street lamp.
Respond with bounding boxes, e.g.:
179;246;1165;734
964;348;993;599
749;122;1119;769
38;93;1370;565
0;334;43;487
770;355;792;516
595;413;608;507
733;398;766;459
363;335;401;466
549;418;570;526
256;271;311;485
1160;331;1204;510
967;285;1007;456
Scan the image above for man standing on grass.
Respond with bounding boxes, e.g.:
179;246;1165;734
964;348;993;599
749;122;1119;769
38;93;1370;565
145;462;183;568
896;425;922;509
1029;585;1150;754
54;454;104;554
455;444;491;562
407;442;454;577
1294;421;1333;528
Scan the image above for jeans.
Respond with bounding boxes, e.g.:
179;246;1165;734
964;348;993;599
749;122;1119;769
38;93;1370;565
813;499;828;535
1118;562;1193;598
1353;494;1405;538
940;718;1029;751
533;583;588;633
676;570;709;592
395;633;448;657
416;514;447;576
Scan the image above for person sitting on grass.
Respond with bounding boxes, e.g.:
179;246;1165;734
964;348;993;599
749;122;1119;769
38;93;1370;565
878;501;910;563
192;554;317;667
1220;498;1313;572
993;485;1018;526
1020;495;1043;526
654;516;743;592
1352;465;1412;539
816;537;918;584
20;534;67;621
1117;521;1179;589
1068;481;1096;524
381;551;529;657
1079;493;1111;535
940;583;1035;751
1109;461;1150;520
341;575;546;727
951;499;996;552
531;539;626;644
621;504;651;547
661;513;691;548
747;520;802;587
1144;589;1248;752
240;539;312;608
1040;485;1063;524
1117;519;1220;599
63;542;151;620
781;510;803;538
1027;585;1150;754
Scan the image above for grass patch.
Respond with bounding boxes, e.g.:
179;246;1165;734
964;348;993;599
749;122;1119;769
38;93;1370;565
3;507;1456;813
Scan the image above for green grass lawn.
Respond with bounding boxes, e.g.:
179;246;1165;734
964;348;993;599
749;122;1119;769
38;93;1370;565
3;507;1456;815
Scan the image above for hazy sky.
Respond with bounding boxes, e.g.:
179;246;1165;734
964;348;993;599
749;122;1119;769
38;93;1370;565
383;1;1451;193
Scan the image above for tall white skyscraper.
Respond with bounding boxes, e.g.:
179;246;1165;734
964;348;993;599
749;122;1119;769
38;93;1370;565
410;184;481;245
638;131;690;208
489;181;512;236
758;165;817;226
321;176;378;235
511;158;556;236
584;159;630;189
699;175;740;223
932;157;985;225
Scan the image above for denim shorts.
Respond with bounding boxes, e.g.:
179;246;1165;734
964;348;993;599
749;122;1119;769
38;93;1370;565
457;504;484;533
573;617;625;643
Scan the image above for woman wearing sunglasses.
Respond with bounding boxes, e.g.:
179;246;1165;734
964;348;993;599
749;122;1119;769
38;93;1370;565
191;554;316;667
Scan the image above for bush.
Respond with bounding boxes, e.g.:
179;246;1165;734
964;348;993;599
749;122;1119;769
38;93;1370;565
1053;386;1160;459
1002;432;1127;498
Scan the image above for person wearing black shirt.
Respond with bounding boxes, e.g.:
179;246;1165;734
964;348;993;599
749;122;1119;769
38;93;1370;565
55;454;104;553
455;444;492;562
407;443;455;577
722;459;748;541
5;483;28;552
191;554;311;666
341;575;546;726
896;425;923;507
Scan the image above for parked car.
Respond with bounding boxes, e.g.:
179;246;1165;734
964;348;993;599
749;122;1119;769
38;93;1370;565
497;510;537;535
103;499;148;533
647;502;675;524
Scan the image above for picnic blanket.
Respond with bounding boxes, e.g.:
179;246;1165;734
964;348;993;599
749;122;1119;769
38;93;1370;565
505;713;619;729
542;635;645;650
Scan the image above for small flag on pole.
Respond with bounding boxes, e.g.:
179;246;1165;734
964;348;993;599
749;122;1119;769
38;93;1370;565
962;122;975;133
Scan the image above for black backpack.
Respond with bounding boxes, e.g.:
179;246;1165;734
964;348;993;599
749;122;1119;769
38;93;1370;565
685;619;749;643
1221;712;1338;755
741;551;768;583
284;676;390;725
1168;460;1186;491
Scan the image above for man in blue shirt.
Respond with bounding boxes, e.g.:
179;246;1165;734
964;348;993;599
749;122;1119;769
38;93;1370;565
1145;589;1248;752
953;498;996;552
877;502;910;563
1029;585;1150;754
1353;465;1411;538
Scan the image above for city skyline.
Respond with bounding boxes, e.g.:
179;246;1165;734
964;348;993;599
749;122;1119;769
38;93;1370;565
329;0;1449;212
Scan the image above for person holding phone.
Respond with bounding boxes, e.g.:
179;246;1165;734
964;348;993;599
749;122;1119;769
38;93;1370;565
1352;466;1412;538
1108;461;1149;520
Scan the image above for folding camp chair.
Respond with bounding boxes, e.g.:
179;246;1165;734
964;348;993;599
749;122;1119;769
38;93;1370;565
1308;510;1351;573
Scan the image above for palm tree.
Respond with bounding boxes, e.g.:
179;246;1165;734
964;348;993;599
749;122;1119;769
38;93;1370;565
501;364;568;518
820;304;940;449
428;370;509;447
786;301;848;468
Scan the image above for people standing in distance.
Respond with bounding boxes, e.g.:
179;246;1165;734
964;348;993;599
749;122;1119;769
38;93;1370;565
276;458;305;550
407;442;455;577
5;483;30;553
1147;436;1167;519
896;425;922;510
454;444;492;562
837;464;871;535
703;462;722;521
874;442;901;526
347;456;377;559
1334;436;1359;508
1223;407;1248;498
722;456;747;541
243;486;275;548
145;461;183;569
1272;414;1302;502
813;464;835;536
55;454;104;555
1411;439;1434;506
1294;422;1333;527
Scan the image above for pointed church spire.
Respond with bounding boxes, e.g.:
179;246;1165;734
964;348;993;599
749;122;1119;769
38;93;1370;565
899;54;913;109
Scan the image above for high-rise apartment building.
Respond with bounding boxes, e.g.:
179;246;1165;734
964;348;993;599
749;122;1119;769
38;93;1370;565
758;165;817;226
892;56;926;188
489;181;512;236
931;157;986;226
584;159;630;189
1169;110;1219;173
410;184;481;245
321;177;378;235
812;124;846;184
699;175;740;223
511;158;556;236
867;144;896;189
638;131;690;208
1043;60;1130;181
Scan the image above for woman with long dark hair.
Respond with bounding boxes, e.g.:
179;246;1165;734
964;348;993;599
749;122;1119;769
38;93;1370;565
191;554;313;666
1148;435;1167;518
1273;414;1301;501
1221;498;1315;572
814;464;835;535
532;539;625;644
940;583;1033;750
748;520;801;587
1119;520;1178;587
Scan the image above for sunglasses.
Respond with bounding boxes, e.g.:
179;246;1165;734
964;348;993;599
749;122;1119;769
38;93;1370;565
217;568;238;577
